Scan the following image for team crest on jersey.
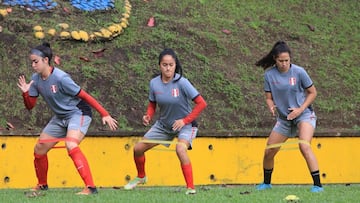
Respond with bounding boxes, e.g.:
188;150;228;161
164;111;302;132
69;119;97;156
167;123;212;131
289;77;296;86
172;88;180;97
50;85;57;93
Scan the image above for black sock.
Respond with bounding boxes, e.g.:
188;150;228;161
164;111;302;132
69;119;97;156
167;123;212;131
264;168;273;184
311;170;322;187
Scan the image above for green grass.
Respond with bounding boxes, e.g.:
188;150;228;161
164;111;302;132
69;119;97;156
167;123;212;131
0;0;359;132
1;184;360;203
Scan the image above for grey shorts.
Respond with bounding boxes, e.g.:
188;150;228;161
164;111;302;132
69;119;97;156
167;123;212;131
144;121;198;149
273;111;316;137
42;114;92;138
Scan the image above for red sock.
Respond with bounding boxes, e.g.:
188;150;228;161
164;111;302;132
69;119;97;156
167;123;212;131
34;153;48;185
68;147;95;187
181;163;194;189
134;155;146;178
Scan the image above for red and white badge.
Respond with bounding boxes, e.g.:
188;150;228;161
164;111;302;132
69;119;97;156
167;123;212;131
172;88;179;97
50;85;57;93
289;77;296;86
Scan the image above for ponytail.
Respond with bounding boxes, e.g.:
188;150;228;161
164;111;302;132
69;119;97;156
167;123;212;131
255;41;291;70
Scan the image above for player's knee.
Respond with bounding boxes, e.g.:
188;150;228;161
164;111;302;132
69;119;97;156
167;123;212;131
264;148;278;159
299;143;312;154
65;141;78;150
176;142;188;153
65;137;81;150
133;143;151;155
34;143;51;154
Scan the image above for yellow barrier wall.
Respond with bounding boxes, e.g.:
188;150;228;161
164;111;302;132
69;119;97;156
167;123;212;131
0;135;359;189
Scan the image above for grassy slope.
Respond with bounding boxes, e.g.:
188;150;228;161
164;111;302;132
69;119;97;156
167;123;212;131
0;0;359;133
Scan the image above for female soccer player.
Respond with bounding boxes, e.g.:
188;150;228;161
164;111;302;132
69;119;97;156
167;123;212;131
17;42;118;195
124;48;207;195
255;41;323;192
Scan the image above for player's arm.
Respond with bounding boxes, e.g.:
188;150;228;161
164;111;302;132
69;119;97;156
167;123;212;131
145;101;156;120
22;92;37;110
77;89;118;130
76;89;109;117
265;92;276;116
143;101;156;126
301;85;317;111
18;75;37;110
182;95;207;125
287;85;316;120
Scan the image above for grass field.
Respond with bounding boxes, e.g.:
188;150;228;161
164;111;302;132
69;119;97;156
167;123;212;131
1;184;360;203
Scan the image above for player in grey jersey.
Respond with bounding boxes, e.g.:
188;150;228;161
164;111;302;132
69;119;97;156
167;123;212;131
255;41;323;193
124;48;207;195
17;42;118;195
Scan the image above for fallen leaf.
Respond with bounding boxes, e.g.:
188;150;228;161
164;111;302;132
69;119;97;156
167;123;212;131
306;24;315;31
54;55;61;65
6;122;14;130
92;48;106;57
63;7;70;14
79;56;90;62
222;29;231;34
147;16;155;27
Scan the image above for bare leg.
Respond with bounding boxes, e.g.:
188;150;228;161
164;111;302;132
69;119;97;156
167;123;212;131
33;133;58;187
66;130;95;189
263;131;288;169
124;140;157;190
257;131;288;189
133;140;158;178
298;121;323;190
176;139;195;190
297;122;318;171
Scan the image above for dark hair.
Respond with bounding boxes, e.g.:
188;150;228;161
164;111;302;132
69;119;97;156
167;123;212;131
30;42;53;64
158;48;182;82
255;41;292;70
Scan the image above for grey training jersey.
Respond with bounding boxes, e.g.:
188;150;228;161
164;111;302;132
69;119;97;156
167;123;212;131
149;74;199;129
264;64;314;118
29;67;91;118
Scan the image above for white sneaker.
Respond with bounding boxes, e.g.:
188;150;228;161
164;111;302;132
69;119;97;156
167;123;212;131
185;188;196;195
124;176;147;190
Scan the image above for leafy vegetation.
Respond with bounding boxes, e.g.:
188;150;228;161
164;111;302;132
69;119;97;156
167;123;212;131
0;0;359;133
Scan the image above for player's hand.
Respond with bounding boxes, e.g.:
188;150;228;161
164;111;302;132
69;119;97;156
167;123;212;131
17;75;34;93
142;115;151;126
172;119;185;131
102;115;118;131
269;105;277;117
287;107;303;120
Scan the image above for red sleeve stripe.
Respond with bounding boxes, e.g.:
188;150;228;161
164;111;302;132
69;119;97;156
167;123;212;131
22;91;37;110
183;95;207;125
77;89;109;117
146;101;157;120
